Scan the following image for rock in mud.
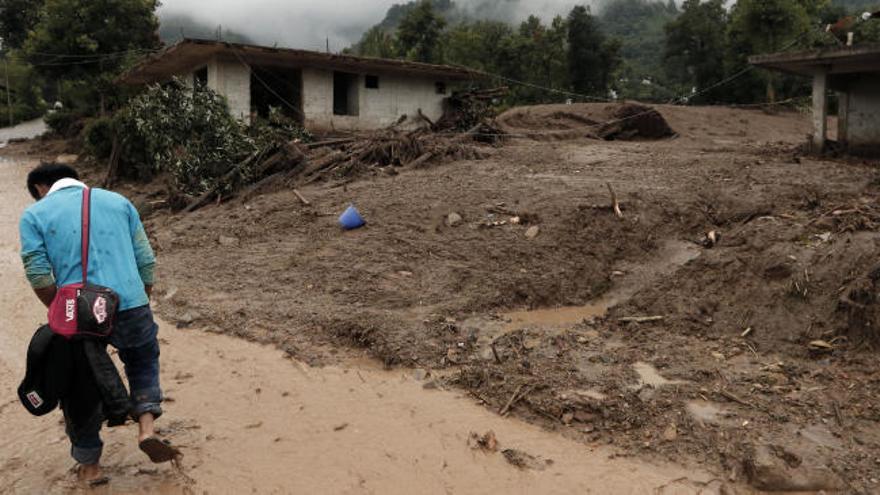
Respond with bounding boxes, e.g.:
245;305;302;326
218;235;240;247
662;424;678;442
743;444;847;492
177;310;201;327
446;212;463;227
525;226;540;239
502;448;549;471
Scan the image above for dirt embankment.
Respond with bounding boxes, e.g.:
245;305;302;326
16;103;880;492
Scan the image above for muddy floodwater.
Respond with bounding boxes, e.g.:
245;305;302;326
0;156;723;492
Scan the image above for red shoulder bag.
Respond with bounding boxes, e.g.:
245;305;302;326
47;187;120;339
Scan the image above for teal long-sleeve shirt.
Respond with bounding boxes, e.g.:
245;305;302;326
19;185;155;311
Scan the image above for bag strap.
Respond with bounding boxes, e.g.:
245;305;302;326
81;187;91;285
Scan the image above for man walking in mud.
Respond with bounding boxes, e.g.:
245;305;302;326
19;163;179;483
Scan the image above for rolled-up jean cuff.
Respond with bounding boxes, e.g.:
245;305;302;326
131;386;163;420
71;444;103;465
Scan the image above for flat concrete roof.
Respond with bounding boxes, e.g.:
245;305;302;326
749;44;880;75
120;38;486;85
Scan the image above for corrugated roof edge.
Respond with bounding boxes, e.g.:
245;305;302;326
749;43;880;68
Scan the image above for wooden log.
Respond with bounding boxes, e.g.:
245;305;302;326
305;138;357;149
404;122;484;168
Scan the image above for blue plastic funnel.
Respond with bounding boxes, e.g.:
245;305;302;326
339;205;366;230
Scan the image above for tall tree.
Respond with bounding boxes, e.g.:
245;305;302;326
0;0;44;50
396;0;447;63
728;0;812;102
355;26;396;58
568;6;619;96
664;0;728;103
23;0;160;113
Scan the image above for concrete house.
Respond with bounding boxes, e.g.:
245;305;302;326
750;44;880;156
121;39;483;131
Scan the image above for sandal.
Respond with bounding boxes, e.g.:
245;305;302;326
138;437;183;464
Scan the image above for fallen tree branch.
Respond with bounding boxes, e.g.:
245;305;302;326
417;108;436;129
499;384;526;416
406;122;484;168
185;143;306;213
719;389;752;407
305;138;357;149
183;151;263;213
293;189;311;206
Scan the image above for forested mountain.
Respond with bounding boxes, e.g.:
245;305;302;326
349;0;880;105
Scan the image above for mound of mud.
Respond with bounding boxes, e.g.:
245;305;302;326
597;104;676;141
497;102;675;141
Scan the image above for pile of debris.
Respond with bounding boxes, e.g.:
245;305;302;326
435;87;508;135
183;124;498;213
596;103;676;141
497;102;677;142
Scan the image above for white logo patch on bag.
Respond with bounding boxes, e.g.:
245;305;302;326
26;391;44;408
93;296;107;324
65;298;76;322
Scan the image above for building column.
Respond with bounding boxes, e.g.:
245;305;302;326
812;70;828;152
837;91;849;146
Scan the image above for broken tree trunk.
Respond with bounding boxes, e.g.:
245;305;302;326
102;137;121;189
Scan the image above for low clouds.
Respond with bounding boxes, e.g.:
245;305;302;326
158;0;599;50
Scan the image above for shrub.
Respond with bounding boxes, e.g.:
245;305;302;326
82;117;115;160
44;110;86;137
112;78;257;194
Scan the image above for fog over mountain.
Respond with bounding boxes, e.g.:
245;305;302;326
157;0;605;50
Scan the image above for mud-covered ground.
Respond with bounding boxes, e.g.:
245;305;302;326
16;103;880;493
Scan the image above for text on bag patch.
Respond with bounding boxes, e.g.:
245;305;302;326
26;391;44;408
65;298;76;322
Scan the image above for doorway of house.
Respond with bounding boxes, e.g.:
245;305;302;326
251;66;304;123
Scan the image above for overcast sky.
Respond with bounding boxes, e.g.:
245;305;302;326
157;0;593;51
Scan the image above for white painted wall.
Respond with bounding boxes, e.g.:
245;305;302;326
207;57;252;123
201;60;449;130
301;67;448;131
845;74;880;155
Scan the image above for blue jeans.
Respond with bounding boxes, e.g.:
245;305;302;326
65;305;163;465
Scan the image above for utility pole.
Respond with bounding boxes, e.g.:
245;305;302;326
2;41;11;127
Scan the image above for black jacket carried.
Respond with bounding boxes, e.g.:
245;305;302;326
18;325;130;427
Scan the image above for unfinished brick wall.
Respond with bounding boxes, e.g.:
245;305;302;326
301;67;448;131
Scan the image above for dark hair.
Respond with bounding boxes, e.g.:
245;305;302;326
26;162;79;200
